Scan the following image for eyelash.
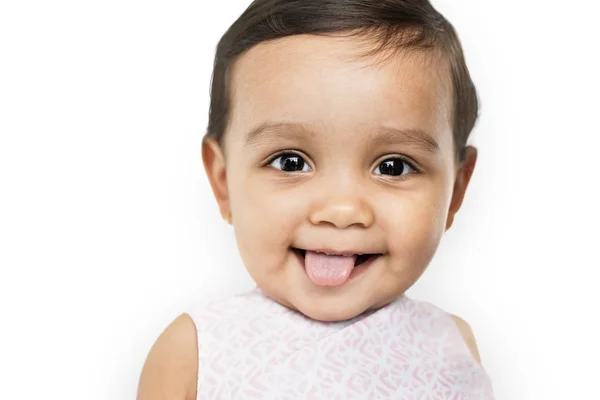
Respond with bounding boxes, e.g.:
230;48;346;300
264;151;420;176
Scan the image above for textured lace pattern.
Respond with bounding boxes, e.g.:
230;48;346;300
187;289;494;399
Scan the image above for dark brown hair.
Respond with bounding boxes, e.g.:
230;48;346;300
204;0;478;162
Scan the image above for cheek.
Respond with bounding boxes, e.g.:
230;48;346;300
382;186;449;265
229;174;306;270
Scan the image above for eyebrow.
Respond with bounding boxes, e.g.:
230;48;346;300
245;121;315;146
366;127;440;154
245;121;440;154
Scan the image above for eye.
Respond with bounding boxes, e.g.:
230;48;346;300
268;153;312;172
373;157;417;177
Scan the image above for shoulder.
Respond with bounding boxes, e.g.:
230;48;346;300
449;314;482;365
137;313;198;400
400;296;483;366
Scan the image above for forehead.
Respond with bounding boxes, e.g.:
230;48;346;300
226;34;453;149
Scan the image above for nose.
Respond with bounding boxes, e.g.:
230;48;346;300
308;190;375;229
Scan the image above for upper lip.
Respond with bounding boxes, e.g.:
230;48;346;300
293;247;383;256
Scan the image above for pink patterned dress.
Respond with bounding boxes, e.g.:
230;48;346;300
186;288;495;399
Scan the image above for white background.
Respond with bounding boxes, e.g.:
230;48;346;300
1;0;599;399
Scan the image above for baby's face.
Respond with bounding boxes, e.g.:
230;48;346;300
204;34;475;321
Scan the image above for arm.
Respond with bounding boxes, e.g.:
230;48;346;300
450;314;482;365
137;313;199;400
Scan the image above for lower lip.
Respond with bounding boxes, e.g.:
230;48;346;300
291;249;381;284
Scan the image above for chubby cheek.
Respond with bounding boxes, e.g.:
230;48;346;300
229;174;305;279
383;188;448;278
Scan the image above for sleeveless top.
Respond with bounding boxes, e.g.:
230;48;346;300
186;288;495;399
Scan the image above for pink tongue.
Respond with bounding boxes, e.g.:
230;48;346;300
304;250;357;286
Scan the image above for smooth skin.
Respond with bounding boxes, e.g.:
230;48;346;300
138;33;481;399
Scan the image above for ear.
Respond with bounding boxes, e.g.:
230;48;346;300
445;146;478;231
202;138;231;224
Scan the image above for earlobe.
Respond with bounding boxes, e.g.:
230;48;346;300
202;137;231;222
445;146;478;231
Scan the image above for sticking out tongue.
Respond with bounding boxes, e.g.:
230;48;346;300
304;250;357;286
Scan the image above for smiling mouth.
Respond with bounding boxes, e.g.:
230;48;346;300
291;248;378;267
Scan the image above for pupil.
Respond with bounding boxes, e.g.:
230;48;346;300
380;159;404;176
281;155;304;172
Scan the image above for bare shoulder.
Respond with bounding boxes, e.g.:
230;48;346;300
137;313;199;400
449;314;482;365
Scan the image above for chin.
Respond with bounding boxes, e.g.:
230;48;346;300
288;288;377;322
299;305;366;322
259;284;367;322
